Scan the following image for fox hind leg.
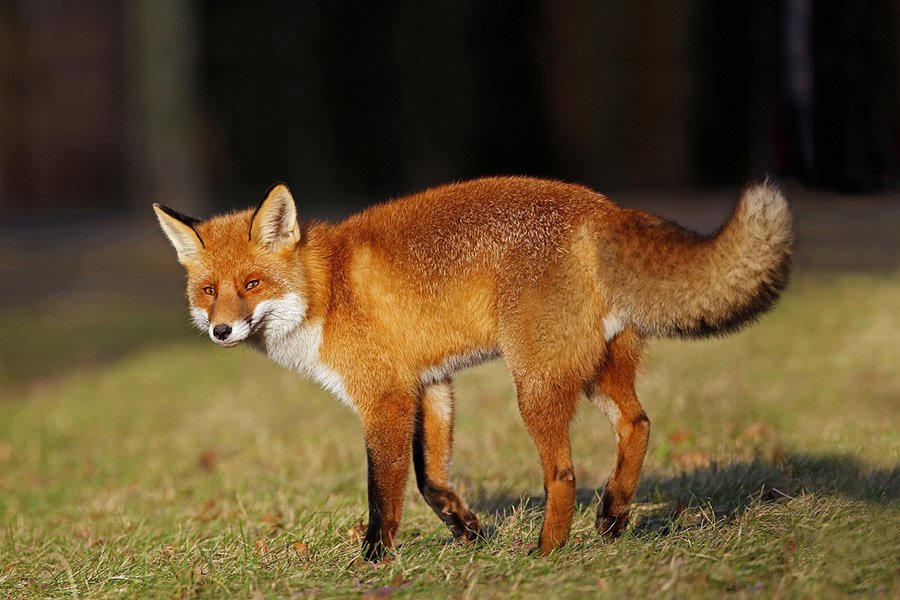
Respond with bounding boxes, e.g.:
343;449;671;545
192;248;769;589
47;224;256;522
413;379;481;541
513;375;580;555
590;328;650;537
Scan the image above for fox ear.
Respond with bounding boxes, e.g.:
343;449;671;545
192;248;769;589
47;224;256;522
153;204;205;265
250;182;300;251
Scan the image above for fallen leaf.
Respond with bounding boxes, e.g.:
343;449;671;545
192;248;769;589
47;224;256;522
293;541;310;559
596;578;610;591
74;527;104;547
262;513;282;528
668;429;691;445
255;539;270;556
741;422;769;441
198;451;219;472
194;499;220;522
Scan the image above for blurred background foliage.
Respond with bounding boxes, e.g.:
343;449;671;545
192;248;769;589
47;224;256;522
0;0;897;221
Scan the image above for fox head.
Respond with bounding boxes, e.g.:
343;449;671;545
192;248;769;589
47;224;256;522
153;183;307;347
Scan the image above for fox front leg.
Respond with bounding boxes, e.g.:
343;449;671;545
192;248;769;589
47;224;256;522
359;391;417;561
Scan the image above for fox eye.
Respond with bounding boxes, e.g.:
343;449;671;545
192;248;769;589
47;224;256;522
203;286;216;296
245;279;260;291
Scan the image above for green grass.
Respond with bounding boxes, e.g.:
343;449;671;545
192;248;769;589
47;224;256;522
1;273;898;598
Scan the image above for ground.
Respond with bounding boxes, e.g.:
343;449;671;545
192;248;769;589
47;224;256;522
0;184;898;598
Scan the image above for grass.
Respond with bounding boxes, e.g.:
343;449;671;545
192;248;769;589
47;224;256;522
0;271;898;598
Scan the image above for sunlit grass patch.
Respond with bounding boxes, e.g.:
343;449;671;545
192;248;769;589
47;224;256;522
0;272;898;597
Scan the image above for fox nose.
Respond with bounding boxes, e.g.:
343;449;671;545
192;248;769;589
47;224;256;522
212;324;232;340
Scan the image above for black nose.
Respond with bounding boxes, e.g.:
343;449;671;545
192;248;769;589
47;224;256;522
212;324;232;340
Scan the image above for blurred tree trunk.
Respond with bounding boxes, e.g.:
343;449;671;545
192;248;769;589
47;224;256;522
539;0;625;185
125;0;206;214
620;2;689;187
469;0;554;179
0;2;22;216
688;0;781;185
539;0;688;188
813;0;900;191
392;0;474;191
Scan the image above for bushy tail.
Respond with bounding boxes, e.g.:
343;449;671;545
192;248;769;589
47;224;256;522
601;181;794;339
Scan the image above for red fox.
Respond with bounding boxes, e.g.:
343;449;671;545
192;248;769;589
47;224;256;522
154;177;792;559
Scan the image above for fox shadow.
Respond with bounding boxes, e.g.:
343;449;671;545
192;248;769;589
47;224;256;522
468;451;899;538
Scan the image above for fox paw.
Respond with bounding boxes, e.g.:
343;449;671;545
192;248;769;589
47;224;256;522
595;512;629;538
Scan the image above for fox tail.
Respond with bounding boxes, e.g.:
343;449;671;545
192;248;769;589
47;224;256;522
601;181;794;339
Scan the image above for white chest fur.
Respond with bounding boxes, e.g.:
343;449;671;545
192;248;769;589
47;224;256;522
252;294;354;410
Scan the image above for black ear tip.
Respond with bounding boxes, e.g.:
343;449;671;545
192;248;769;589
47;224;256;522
154;203;202;227
263;181;291;198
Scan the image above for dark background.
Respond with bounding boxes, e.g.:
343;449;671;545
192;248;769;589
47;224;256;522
0;0;898;222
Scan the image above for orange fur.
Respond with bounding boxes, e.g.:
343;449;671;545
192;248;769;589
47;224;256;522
154;176;793;559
